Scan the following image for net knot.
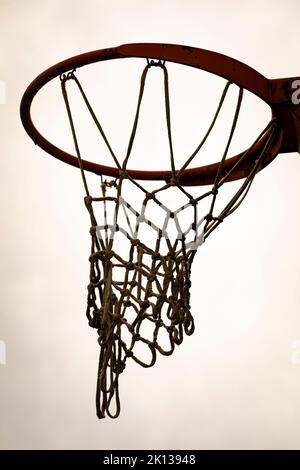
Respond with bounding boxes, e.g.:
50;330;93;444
91;250;106;261
104;250;114;260
145;192;155;201
88;308;101;328
137;214;146;223
132;333;141;341
118;170;128;179
189;198;198;206
89;252;100;262
158;293;167;301
169;176;179;186
140;300;150;309
125;261;135;270
122;288;131;297
115;360;126;374
84;195;93;207
205;214;213;222
168;250;176;260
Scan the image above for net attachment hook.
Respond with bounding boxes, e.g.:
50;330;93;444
60;68;77;82
146;58;166;68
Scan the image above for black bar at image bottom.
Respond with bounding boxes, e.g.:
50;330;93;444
0;450;300;466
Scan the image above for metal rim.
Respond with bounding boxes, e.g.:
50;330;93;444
20;43;288;185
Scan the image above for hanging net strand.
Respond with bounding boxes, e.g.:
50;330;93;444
60;61;280;419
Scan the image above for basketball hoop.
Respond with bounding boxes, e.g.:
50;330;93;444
20;43;300;419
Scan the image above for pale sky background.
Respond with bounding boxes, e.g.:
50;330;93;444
1;0;300;450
